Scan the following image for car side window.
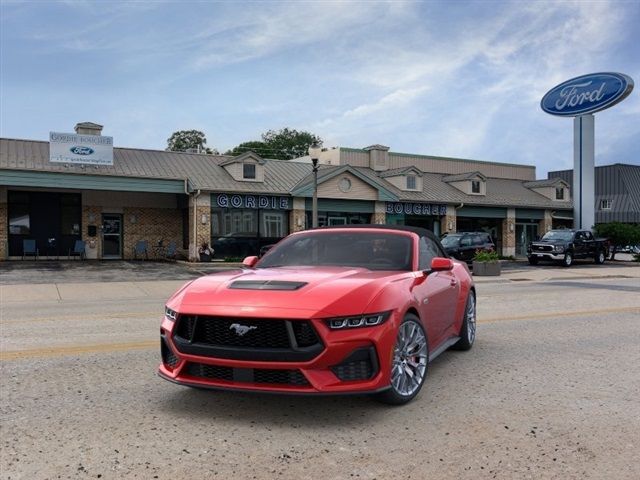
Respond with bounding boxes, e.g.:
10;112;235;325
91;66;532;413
575;232;584;241
472;234;484;246
584;231;593;241
419;236;444;270
460;236;472;247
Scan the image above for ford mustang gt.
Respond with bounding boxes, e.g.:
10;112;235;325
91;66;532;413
158;225;476;404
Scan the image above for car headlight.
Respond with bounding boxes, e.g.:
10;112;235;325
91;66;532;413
555;245;565;253
165;306;178;322
325;311;391;330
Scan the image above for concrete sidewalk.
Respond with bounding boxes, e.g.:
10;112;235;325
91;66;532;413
472;260;640;284
1;262;638;304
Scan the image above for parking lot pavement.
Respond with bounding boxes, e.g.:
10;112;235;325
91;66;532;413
1;262;640;479
0;259;242;285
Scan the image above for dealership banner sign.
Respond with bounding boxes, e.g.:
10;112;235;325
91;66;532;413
386;202;447;216
49;132;114;166
214;193;290;210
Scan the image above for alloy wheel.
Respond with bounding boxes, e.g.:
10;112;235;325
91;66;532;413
391;320;428;397
466;294;476;344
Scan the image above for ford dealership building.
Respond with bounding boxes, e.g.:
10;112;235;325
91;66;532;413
0;122;574;261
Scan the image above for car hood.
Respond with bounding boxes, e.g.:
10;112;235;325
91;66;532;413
168;266;409;317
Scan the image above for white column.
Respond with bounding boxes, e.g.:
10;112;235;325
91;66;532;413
573;115;595;230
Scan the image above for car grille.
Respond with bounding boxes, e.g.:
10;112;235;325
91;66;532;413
173;316;323;362
184;362;310;386
161;336;179;369
533;244;553;252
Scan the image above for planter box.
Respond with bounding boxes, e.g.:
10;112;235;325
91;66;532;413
472;260;501;276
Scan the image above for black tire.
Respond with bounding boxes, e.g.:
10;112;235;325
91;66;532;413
453;291;476;351
528;256;538;265
561;252;573;267
376;314;428;406
595;250;606;265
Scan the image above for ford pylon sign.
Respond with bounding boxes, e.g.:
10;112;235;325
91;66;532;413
49;132;114;166
541;72;634;117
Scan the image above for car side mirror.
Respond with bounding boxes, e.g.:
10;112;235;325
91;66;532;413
423;257;454;275
242;256;259;268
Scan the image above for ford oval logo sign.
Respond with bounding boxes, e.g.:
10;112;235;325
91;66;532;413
541;72;634;117
70;146;95;155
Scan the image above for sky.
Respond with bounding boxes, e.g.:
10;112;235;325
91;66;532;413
1;0;638;177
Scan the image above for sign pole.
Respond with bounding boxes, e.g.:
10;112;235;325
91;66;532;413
572;115;595;230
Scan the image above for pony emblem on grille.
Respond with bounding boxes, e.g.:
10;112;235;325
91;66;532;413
229;323;258;336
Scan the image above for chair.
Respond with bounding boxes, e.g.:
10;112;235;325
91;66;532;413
22;239;38;260
165;241;177;260
68;240;86;260
133;240;149;260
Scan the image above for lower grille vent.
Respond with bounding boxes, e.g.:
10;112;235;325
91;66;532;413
331;347;379;382
185;362;310;386
161;337;179;369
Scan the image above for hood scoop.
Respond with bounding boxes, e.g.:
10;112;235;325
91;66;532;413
228;280;308;291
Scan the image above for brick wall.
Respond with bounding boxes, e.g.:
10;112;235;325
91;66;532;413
444;205;457;233
123;207;183;260
501;208;516;256
0;200;7;261
188;194;211;261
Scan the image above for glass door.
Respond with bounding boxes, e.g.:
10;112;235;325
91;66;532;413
515;223;538;257
102;214;122;259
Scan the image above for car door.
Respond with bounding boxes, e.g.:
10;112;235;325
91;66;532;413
574;232;586;257
413;235;460;348
459;235;473;262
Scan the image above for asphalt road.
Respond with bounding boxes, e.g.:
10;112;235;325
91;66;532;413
1;271;640;479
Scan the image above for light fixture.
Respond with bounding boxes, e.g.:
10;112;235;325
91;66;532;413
88;213;96;223
130;214;137;224
308;142;322;228
201;213;208;225
447;221;453;231
509;222;514;232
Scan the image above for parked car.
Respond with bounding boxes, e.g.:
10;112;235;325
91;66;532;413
527;229;609;267
440;232;495;263
159;225;476;405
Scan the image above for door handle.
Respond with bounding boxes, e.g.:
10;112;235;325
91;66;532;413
450;278;458;287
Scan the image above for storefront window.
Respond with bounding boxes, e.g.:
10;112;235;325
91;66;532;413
261;211;286;238
60;194;81;235
211;194;290;258
306;211;371;228
8;192;30;234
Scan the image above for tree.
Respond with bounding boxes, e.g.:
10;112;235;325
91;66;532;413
226;128;322;160
167;130;216;154
260;128;322;160
593;222;640;260
225;141;268;157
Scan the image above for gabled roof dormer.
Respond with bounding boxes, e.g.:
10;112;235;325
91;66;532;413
219;151;266;182
379;166;424;192
523;178;570;201
443;171;486;196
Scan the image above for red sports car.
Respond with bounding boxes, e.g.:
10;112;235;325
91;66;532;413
159;225;476;404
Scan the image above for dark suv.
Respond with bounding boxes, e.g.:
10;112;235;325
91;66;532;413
441;232;495;262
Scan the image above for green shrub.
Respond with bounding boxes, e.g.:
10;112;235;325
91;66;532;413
473;250;500;262
224;256;244;263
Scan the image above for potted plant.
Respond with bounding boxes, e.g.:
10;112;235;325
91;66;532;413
472;249;501;276
198;241;213;262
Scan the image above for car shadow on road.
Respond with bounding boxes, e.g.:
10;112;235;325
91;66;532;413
154;357;454;428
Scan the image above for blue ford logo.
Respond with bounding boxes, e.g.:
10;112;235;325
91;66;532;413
70;146;95;155
541;72;634;117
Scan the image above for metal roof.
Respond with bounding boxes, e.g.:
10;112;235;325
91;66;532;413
0;138;311;194
1;137;572;209
443;171;486;182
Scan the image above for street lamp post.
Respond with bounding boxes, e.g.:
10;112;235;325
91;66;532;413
308;143;322;228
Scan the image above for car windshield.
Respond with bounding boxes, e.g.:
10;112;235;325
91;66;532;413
541;231;574;241
440;235;461;247
258;230;413;271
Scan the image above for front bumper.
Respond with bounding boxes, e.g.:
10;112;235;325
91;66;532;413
158;313;397;395
528;252;565;261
